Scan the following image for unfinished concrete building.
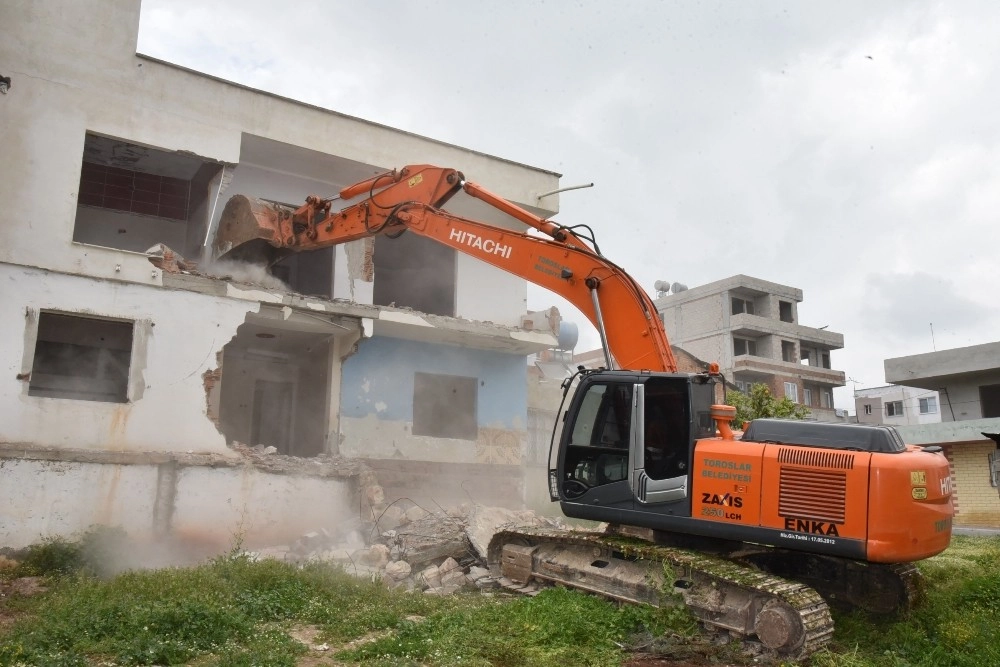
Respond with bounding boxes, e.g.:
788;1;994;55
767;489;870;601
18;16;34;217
655;275;846;421
0;1;561;551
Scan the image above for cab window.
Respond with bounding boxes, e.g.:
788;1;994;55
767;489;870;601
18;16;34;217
563;382;632;496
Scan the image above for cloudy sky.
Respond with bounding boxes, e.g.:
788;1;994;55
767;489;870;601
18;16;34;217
137;1;999;411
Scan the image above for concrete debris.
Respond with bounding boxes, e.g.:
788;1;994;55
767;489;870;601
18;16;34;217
145;243;197;274
229;442;371;480
246;503;566;598
418;565;442;589
384;560;411;581
465;505;563;559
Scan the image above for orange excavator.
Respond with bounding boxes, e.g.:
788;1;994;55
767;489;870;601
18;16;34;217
215;164;953;658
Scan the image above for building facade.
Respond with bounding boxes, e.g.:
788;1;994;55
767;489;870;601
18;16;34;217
0;1;560;549
885;342;1000;527
854;386;942;426
655;275;846;421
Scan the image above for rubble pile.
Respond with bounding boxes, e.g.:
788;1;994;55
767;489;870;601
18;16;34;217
230;442;372;479
247;502;566;596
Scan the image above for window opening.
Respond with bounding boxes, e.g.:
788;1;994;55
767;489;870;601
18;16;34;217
864;404;872;415
73;133;220;256
413;372;477;440
733;337;757;356
885;401;903;417
779;301;793;323
781;340;796;362
803;388;812;406
731;297;754;316
784;382;798;403
980;384;1000;419
374;233;456;316
919;396;938;414
29;312;133;403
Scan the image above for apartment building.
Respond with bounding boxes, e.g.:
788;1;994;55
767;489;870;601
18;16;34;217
854;386;942;426
655;275;846;421
0;1;560;549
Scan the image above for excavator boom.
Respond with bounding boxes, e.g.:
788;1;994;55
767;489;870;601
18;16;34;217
215;164;677;373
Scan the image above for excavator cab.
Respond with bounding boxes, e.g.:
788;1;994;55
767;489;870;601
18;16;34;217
553;370;716;513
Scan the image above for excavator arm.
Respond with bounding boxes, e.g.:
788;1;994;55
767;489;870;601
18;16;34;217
215;164;677;373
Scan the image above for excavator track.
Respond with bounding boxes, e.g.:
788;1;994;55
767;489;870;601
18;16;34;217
487;528;834;659
733;550;924;614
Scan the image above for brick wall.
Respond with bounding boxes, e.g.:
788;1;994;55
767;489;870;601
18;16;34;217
946;442;1000;527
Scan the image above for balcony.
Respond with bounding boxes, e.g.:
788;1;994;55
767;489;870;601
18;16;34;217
730;313;844;349
733;355;846;387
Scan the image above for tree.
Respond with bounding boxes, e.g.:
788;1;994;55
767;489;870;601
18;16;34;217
725;382;810;429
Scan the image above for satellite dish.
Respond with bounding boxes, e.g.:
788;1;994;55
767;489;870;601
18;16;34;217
671;282;688;293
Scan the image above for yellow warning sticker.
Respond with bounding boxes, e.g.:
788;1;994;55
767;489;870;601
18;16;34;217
408;174;424;188
910;471;926;485
911;487;928;500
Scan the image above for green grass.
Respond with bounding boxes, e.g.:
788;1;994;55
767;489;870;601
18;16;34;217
1;534;998;666
0;547;695;667
809;535;1000;667
338;586;697;666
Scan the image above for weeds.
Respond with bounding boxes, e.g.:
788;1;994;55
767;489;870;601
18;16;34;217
4;526;130;579
811;535;1000;667
1;533;998;666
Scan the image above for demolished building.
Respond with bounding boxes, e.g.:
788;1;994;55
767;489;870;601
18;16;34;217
0;0;562;552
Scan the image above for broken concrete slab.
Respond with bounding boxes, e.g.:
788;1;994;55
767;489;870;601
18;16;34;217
394;513;471;566
384;560;412;581
464;505;562;559
405;506;429;523
418;565;442;589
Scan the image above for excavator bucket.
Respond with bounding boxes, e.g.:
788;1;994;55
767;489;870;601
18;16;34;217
213;195;294;265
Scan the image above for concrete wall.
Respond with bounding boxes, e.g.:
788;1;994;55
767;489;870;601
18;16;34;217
0;459;159;548
0;265;252;454
939;380;990;422
173;466;355;549
339;336;527;463
0;457;354;551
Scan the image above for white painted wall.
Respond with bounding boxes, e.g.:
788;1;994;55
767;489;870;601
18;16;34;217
74;207;189;254
0;458;355;551
454;252;527;325
854;385;942;425
173;467;354;549
0;265;252;454
0;459;159;549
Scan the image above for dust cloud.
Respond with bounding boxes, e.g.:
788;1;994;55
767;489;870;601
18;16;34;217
202;257;289;291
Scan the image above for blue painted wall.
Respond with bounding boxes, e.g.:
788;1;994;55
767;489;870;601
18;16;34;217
341;336;527;428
